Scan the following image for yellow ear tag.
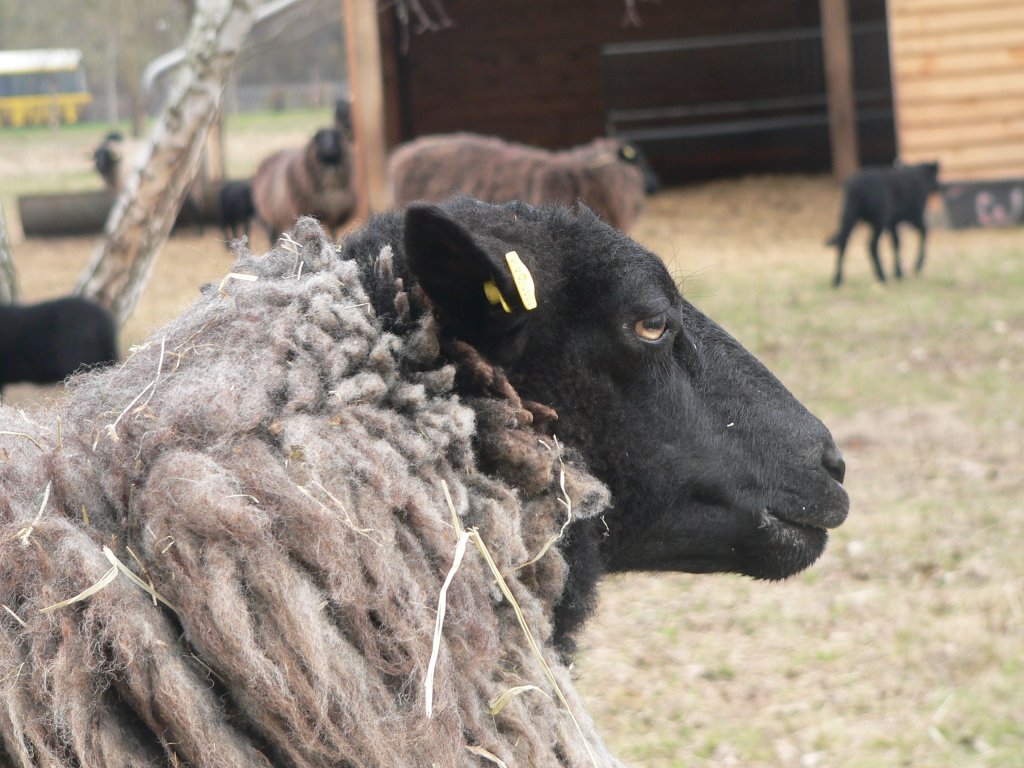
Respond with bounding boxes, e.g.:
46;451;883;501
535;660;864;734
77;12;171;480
483;279;511;313
504;250;537;311
622;145;637;160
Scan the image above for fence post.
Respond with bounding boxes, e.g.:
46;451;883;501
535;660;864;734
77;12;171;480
820;0;860;179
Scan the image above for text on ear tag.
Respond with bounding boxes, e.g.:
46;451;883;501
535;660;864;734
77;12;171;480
505;250;537;311
483;280;512;313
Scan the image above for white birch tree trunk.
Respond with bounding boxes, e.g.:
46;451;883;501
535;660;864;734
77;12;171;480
0;204;19;304
75;0;256;327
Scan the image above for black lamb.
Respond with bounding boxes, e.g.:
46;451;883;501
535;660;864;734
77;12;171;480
827;160;941;286
0;296;117;395
218;179;255;245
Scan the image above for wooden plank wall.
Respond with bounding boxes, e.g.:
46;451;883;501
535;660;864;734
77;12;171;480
379;0;895;184
888;0;1024;180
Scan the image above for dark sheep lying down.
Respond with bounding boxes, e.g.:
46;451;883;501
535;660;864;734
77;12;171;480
387;132;660;232
0;296;117;395
827;160;941;286
0;199;848;767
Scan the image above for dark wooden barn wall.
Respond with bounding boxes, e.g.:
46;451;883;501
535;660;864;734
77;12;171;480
379;0;896;183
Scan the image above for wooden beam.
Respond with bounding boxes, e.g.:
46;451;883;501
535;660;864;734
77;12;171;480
889;25;1024;57
896;70;1024;102
819;0;859;178
889;4;1024;36
343;0;390;218
893;48;1024;80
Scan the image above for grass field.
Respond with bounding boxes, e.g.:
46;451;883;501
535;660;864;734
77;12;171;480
2;118;1022;767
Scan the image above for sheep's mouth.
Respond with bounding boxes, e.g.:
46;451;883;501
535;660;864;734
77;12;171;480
761;500;846;534
740;507;832;580
759;508;827;536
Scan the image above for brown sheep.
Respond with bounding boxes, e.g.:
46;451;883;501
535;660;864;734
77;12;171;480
387;132;660;232
252;127;356;242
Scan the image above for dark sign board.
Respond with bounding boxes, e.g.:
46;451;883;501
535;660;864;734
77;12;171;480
942;180;1024;230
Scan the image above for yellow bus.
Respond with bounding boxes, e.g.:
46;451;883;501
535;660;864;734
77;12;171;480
0;48;91;127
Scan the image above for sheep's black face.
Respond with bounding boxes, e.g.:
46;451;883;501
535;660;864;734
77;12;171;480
93;145;117;181
313;128;343;166
397;198;849;643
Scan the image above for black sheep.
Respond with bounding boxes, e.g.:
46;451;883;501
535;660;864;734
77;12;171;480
827;160;941;286
0;296;117;395
218;179;255;245
0;202;850;766
91;130;129;189
349;198;851;647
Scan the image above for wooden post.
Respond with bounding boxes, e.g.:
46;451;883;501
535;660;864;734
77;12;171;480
820;0;859;179
343;0;390;218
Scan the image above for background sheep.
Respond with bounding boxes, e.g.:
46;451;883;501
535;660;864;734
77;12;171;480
827;160;941;286
252;126;356;242
0;196;846;766
92;130;207;232
91;130;141;191
218;178;255;244
387;132;660;232
0;296;117;395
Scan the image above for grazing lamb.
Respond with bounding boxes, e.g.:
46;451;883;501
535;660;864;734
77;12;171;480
218;178;255;244
0;296;117;395
387;132;660;232
0;200;848;767
252;126;356;242
827;160;941;286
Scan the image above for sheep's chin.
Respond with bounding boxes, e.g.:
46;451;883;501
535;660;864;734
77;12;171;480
742;508;830;580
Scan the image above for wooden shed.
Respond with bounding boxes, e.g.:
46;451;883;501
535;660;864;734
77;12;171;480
888;0;1024;226
371;0;897;186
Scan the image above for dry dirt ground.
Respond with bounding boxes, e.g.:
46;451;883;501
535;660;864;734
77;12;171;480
2;167;1022;767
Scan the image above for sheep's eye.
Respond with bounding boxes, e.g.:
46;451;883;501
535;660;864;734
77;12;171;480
635;314;668;342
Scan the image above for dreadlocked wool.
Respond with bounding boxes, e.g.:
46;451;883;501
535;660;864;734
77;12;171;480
0;219;619;767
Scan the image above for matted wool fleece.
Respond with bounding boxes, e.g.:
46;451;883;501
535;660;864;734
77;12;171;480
0;220;619;767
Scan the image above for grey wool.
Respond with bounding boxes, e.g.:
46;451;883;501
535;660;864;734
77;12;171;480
0;219;619;767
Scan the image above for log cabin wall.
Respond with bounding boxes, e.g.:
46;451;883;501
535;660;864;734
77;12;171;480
888;0;1024;182
379;0;896;184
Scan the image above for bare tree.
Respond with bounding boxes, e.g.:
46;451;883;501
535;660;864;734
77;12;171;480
0;204;18;304
75;0;256;327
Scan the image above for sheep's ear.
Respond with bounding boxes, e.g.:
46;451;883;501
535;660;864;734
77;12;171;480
403;204;532;337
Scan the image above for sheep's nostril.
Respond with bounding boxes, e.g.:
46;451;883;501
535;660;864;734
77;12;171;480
822;442;846;484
